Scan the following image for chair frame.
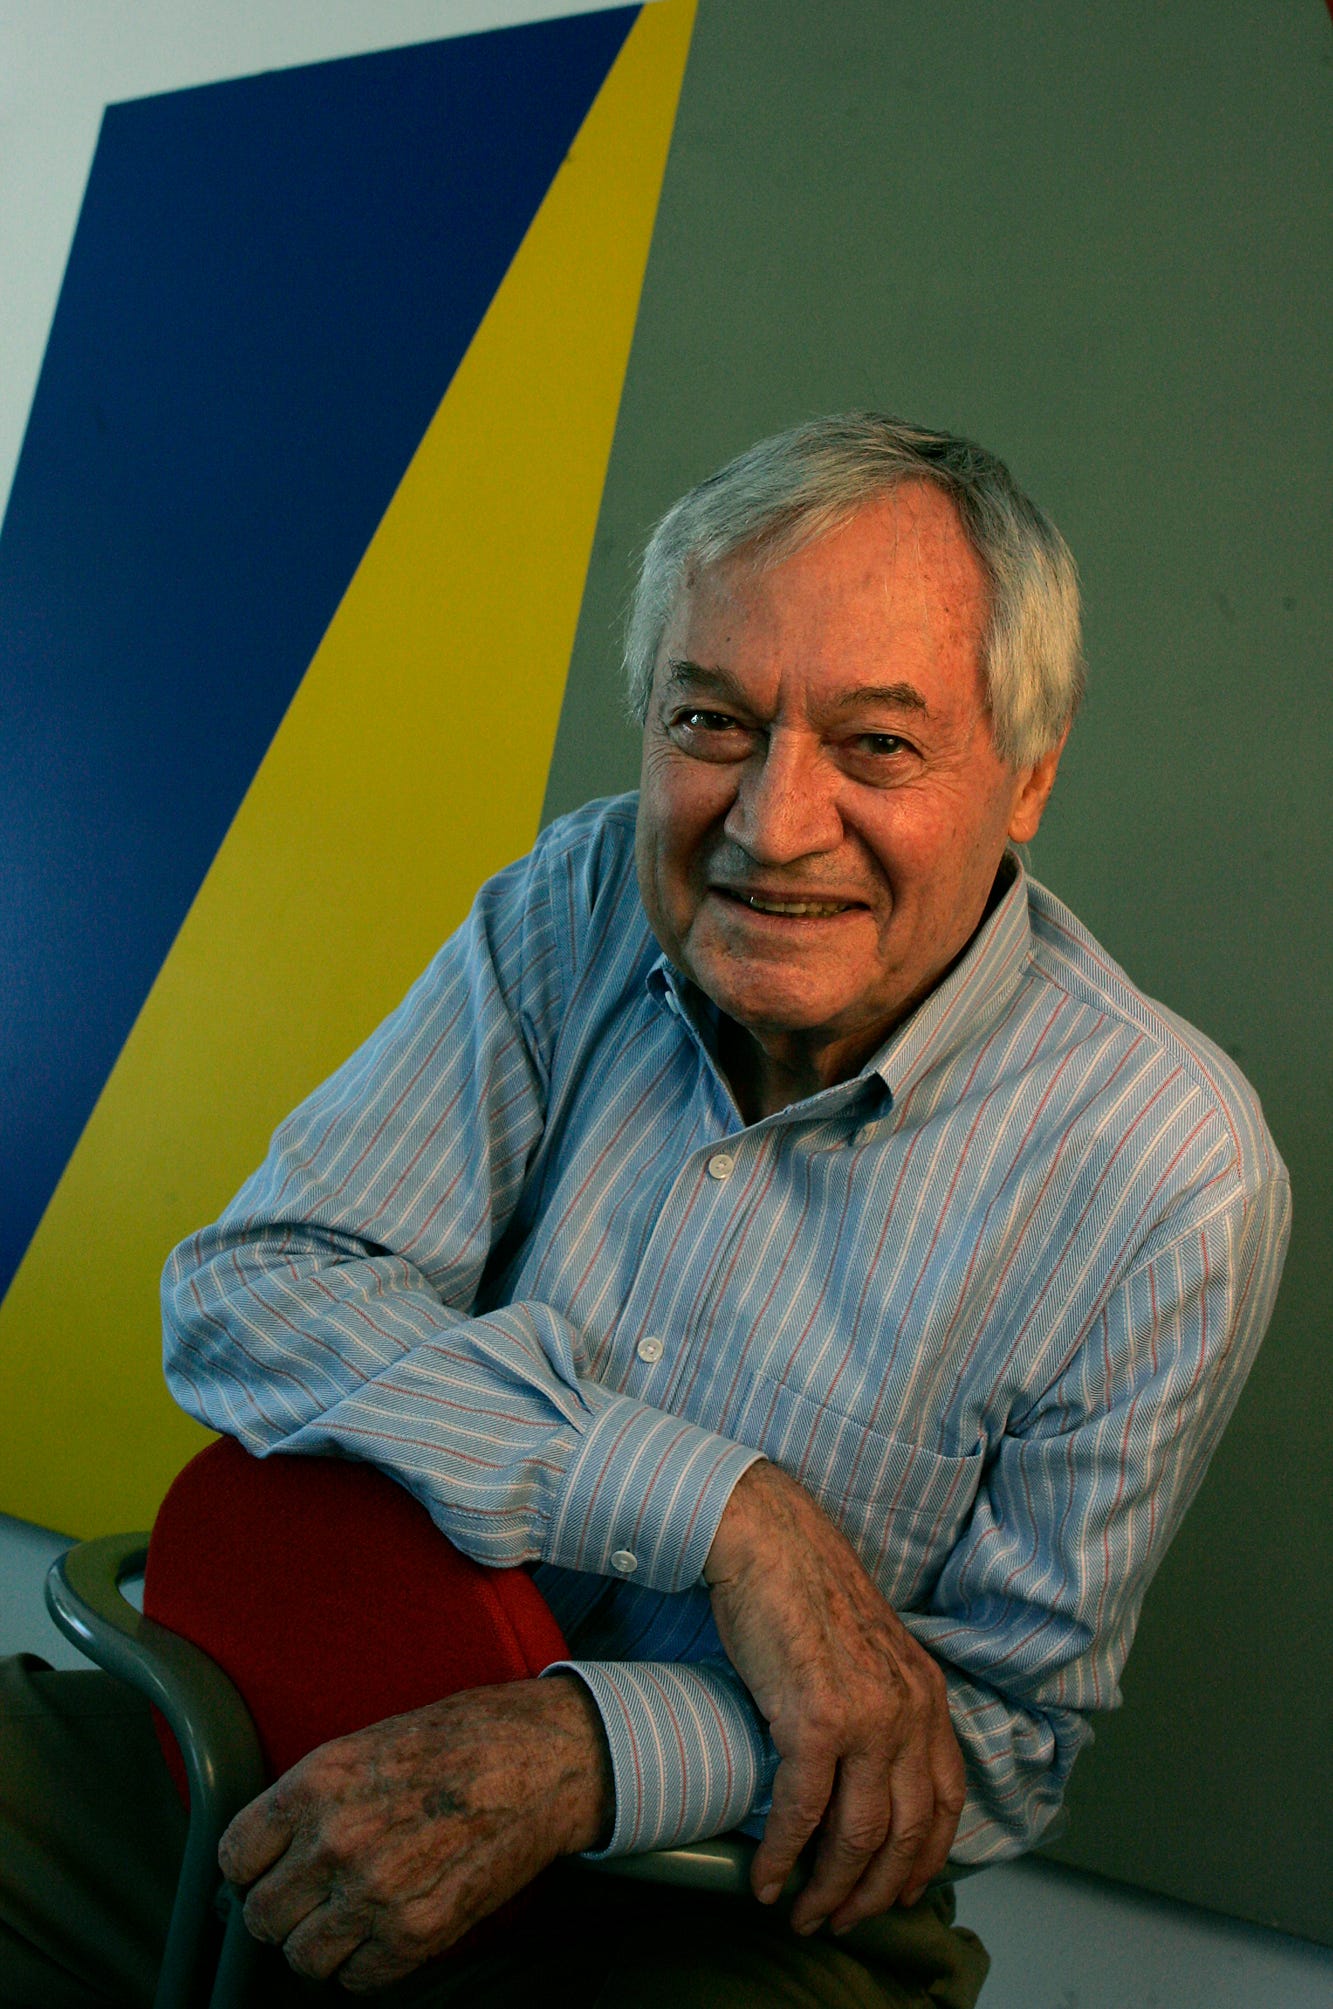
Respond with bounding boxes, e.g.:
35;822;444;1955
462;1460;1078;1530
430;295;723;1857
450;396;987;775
47;1534;265;2008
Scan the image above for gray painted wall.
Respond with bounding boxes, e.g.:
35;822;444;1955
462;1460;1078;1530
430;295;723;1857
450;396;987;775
542;0;1332;1942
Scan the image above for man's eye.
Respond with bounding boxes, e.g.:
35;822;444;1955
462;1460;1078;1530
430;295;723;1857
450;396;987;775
679;710;739;732
666;708;752;762
842;732;917;782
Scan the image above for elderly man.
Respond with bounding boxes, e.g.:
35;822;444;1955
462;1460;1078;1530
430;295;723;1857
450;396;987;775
0;414;1288;2008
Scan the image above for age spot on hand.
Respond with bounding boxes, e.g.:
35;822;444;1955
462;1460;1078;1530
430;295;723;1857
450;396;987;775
421;1786;467;1819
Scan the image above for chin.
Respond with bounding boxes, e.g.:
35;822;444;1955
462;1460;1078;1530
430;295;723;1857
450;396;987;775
680;924;866;1028
710;978;848;1039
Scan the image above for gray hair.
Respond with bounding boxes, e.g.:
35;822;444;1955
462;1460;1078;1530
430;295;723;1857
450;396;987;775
625;411;1083;768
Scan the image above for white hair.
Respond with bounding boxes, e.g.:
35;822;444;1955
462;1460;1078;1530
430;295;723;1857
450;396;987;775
625;411;1083;767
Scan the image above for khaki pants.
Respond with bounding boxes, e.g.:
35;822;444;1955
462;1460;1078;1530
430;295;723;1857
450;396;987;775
0;1657;988;2008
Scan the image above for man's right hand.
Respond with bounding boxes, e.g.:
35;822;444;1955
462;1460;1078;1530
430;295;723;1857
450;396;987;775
703;1459;966;1937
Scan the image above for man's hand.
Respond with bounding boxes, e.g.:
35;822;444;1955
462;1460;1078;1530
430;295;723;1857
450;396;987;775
217;1676;610;1992
704;1460;966;1936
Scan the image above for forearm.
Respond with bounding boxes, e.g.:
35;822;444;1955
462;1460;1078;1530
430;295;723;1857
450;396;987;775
538;1645;1081;1868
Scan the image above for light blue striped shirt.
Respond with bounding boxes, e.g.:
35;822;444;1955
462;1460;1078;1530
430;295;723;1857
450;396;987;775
163;794;1289;1862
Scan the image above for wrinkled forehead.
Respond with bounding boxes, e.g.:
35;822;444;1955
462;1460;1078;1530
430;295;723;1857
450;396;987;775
676;476;976;596
659;483;990;670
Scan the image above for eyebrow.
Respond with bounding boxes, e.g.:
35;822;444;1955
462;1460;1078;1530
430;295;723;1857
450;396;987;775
828;682;932;717
662;661;741;698
662;660;933;718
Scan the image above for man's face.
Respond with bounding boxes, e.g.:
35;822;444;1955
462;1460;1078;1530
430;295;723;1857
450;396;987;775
635;482;1062;1102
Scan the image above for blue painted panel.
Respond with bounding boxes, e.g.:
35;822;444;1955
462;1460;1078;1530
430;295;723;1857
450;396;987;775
0;8;637;1299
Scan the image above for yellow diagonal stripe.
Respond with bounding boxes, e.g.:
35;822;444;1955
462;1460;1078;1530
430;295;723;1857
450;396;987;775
0;0;696;1536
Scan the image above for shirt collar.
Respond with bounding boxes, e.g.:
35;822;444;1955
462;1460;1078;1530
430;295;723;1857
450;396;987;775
645;852;1033;1118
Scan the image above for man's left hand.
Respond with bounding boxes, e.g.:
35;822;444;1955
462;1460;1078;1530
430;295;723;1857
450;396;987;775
217;1675;610;1992
705;1460;966;1934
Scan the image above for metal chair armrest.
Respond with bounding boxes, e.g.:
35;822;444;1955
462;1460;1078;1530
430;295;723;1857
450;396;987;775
46;1536;267;2009
585;1832;773;1898
586;1830;985;1898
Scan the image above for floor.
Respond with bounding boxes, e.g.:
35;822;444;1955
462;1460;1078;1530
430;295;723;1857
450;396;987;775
954;1859;1332;2009
3;1510;1330;2007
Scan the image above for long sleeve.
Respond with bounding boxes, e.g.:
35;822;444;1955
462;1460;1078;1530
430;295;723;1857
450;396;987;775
162;819;757;1594
902;1161;1291;1857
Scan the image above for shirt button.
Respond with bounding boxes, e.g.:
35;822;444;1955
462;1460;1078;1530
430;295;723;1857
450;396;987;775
707;1152;735;1181
610;1549;638;1575
636;1335;664;1363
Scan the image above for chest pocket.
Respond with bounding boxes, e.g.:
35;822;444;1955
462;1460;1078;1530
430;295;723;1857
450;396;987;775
733;1367;984;1608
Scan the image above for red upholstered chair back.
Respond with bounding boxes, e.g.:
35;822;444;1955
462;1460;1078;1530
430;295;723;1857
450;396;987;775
143;1435;567;1795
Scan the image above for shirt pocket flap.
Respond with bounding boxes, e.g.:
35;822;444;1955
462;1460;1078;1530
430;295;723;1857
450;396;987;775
737;1366;983;1604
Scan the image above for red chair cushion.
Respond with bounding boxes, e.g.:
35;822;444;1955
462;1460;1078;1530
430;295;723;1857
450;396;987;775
143;1436;568;1794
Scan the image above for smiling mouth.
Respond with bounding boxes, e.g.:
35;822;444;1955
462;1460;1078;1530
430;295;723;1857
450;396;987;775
717;889;857;919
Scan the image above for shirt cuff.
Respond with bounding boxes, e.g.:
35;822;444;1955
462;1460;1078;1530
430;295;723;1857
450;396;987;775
546;1389;764;1591
544;1658;777;1857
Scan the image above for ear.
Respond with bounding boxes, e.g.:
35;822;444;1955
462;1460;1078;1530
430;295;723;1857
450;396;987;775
1006;732;1067;845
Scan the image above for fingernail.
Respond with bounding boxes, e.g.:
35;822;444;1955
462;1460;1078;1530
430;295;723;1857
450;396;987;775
795;1915;826;1937
757;1882;781;1906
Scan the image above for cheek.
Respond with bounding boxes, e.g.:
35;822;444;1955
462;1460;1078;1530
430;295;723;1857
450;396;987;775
860;806;942;894
860;807;988;939
906;785;1008;875
639;792;690;894
636;775;704;947
641;755;730;862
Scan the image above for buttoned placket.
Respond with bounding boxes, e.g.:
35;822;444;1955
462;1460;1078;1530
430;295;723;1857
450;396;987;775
606;969;745;1402
608;967;894;1430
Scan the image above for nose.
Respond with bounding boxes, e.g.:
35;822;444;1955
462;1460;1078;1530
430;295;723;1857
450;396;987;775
723;730;842;865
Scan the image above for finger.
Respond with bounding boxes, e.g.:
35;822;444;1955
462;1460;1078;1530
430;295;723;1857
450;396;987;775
788;1751;892;1934
337;1949;420;1994
827;1741;954;1932
242;1853;349;1951
895;1796;961;1912
826;1796;938;1933
278;1897;368;1984
218;1787;294;1887
750;1750;836;1904
335;1929;429;1994
898;1730;967;1908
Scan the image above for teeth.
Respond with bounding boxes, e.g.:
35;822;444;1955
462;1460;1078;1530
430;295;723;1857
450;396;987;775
744;895;848;917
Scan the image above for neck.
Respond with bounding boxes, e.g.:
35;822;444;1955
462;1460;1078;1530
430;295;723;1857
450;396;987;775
718;1016;877;1123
